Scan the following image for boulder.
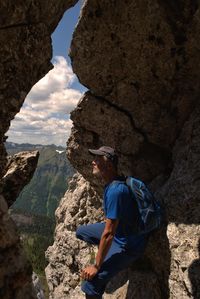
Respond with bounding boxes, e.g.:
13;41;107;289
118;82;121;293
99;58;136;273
2;151;39;207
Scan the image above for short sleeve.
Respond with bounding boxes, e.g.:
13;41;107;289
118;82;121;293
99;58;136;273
105;187;123;219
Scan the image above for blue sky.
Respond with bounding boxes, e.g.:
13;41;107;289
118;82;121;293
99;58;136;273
52;0;86;93
7;0;86;146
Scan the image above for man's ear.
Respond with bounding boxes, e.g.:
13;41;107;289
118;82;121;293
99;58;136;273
107;160;114;171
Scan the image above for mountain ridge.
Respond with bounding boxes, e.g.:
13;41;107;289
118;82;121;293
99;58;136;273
5;141;75;219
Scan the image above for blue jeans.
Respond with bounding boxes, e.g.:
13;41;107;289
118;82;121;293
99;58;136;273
76;222;147;298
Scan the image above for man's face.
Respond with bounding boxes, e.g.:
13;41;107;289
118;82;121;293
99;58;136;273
92;155;109;177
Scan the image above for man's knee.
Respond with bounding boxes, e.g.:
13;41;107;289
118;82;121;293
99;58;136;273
76;222;103;245
76;225;87;241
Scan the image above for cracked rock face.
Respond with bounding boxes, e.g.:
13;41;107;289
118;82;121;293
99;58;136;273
68;91;171;185
68;0;200;185
2;151;39;207
1;0;200;298
0;150;39;299
45;173;103;299
70;0;200;151
154;103;200;298
0;195;37;299
47;102;200;299
0;0;78;298
0;0;78;181
46;1;200;298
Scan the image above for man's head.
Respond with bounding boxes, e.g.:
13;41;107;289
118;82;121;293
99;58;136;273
88;146;118;179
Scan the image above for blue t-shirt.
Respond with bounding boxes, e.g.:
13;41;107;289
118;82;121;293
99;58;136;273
103;178;147;250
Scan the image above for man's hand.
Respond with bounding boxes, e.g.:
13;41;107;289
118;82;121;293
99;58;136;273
81;265;99;281
81;219;118;281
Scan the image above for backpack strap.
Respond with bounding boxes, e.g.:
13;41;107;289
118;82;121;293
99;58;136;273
108;177;140;236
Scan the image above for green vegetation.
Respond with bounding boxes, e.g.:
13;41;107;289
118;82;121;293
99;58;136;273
14;212;56;298
5;142;75;298
21;231;53;298
6;142;74;219
22;233;53;275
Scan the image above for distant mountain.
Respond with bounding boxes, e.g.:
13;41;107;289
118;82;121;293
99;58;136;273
5;142;75;219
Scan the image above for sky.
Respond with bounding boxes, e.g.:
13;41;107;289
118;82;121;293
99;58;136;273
7;0;86;147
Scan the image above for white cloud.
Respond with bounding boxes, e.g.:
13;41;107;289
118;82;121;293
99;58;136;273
7;56;83;146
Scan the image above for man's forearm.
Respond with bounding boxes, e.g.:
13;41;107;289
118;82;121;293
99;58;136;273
95;231;114;269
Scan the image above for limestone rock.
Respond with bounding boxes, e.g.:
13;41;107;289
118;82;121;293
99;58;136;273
154;102;200;298
0;0;79;32
70;0;200;150
0;0;78;180
0;196;37;299
101;102;200;298
1;0;200;298
0;141;7;182
48;102;200;298
68;91;171;184
0;1;79;298
32;272;45;299
45;173;104;299
105;269;161;299
68;0;200;186
2;151;39;207
61;1;200;298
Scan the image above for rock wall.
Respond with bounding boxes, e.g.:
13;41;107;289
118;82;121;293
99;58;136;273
2;151;39;207
47;1;200;298
1;0;200;298
45;174;103;299
0;151;39;299
68;0;200;182
0;1;78;298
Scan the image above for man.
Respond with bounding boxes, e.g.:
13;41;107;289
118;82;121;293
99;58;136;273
76;146;149;299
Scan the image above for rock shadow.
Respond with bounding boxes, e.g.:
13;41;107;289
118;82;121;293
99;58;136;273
188;239;200;299
105;226;170;299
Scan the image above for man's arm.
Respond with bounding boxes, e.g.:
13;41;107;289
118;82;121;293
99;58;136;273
95;218;119;269
81;218;119;280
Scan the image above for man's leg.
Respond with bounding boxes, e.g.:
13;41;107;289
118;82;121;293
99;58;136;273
76;223;105;298
76;222;105;245
81;240;143;298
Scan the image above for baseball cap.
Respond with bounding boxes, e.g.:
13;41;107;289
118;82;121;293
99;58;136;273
88;146;118;164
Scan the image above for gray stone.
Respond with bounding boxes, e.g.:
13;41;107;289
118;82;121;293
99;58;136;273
51;1;200;298
70;0;200;150
0;0;78;180
32;272;45;299
0;1;79;297
45;173;104;299
2;151;39;207
0;0;200;298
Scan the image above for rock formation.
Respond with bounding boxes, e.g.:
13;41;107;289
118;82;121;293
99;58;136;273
47;1;200;298
0;0;78;180
0;0;78;298
45;173;103;299
2;151;39;207
32;272;45;299
1;0;200;298
0;194;37;299
0;150;39;298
